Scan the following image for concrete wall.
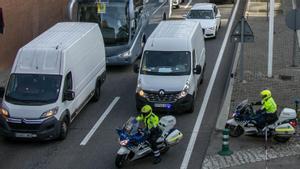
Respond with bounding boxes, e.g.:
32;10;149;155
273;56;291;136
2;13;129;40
0;0;68;71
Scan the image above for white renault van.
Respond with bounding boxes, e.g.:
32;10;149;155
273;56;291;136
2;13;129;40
134;20;206;113
0;22;106;140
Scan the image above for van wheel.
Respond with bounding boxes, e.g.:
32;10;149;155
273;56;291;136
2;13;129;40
163;13;167;20
186;97;195;113
200;63;206;85
92;81;101;102
58;118;69;140
200;72;204;85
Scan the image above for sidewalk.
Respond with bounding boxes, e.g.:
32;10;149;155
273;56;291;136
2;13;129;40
202;0;300;168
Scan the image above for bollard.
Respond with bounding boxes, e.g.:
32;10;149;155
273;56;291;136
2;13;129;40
218;128;233;156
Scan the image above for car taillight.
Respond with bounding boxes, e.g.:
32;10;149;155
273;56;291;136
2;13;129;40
289;120;297;128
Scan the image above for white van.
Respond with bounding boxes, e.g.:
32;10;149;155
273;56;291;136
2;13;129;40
134;20;205;113
0;22;106;140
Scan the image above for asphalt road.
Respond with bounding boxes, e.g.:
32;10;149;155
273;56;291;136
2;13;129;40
0;1;245;169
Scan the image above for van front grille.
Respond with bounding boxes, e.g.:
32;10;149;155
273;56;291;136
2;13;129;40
8;122;41;132
145;91;180;102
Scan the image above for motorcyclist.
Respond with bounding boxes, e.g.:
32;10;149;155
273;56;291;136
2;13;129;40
136;105;162;164
252;89;278;129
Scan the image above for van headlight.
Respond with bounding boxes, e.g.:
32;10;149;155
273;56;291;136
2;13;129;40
119;51;131;58
177;82;190;99
41;107;59;119
0;108;9;119
136;80;147;98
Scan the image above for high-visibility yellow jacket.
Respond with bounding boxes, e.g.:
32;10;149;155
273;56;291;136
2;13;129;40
136;112;159;129
261;96;277;113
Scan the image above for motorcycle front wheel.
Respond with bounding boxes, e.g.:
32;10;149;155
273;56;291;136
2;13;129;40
115;154;127;168
226;124;244;137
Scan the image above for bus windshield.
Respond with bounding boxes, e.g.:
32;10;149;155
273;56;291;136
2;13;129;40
78;1;130;46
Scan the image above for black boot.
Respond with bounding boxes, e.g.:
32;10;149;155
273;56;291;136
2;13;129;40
153;156;161;164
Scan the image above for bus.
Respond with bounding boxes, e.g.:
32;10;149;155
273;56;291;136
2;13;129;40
68;0;171;65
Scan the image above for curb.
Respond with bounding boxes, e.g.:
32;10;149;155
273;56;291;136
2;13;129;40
215;43;241;130
215;0;250;131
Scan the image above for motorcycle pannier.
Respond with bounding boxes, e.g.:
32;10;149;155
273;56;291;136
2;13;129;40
165;129;183;146
275;123;295;136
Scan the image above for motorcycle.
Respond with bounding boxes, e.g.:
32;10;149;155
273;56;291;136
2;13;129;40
115;115;183;168
226;100;297;143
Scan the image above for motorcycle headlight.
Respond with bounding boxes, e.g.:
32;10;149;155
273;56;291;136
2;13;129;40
177;82;190;99
0;108;9;118
41;107;59;119
232;113;236;117
119;139;129;146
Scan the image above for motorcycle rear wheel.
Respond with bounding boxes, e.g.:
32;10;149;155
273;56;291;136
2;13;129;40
115;154;127;168
273;136;291;143
226;124;244;137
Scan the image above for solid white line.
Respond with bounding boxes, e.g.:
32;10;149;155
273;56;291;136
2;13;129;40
80;97;120;146
180;0;241;169
185;0;192;9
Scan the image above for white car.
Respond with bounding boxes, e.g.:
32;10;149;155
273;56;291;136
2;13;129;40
173;0;183;9
185;3;221;38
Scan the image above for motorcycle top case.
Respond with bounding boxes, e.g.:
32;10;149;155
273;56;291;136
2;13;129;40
159;115;176;131
165;129;183;146
275;123;295;136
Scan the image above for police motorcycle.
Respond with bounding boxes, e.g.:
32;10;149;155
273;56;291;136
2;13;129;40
226;100;297;143
115;115;183;168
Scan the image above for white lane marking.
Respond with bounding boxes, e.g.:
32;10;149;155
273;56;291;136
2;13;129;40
180;0;241;169
80;97;120;146
185;0;192;9
202;139;300;169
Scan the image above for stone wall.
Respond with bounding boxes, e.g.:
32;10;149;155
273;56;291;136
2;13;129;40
0;0;68;70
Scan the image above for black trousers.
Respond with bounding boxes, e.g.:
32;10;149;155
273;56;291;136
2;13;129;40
149;127;162;155
255;110;278;129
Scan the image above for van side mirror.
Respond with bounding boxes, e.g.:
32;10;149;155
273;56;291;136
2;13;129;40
0;87;5;98
193;65;202;74
63;90;75;101
133;64;139;73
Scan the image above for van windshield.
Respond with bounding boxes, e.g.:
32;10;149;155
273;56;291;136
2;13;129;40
5;74;62;105
187;10;214;19
141;51;191;76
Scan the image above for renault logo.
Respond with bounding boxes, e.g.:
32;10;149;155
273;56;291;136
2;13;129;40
159;89;165;97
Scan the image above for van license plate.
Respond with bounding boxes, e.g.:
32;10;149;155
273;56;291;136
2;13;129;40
15;133;37;138
154;103;172;108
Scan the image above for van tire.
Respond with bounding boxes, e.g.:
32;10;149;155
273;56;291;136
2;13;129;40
58;118;69;140
186;96;195;113
200;63;206;84
92;80;101;102
163;13;167;20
